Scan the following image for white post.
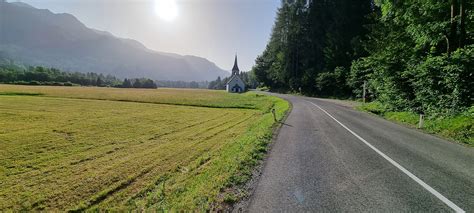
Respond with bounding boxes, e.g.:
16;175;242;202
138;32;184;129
363;81;367;103
418;114;424;129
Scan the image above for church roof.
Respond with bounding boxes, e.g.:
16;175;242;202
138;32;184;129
232;55;239;72
226;73;244;85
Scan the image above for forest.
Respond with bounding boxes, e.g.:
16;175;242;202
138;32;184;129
253;0;473;115
0;64;158;89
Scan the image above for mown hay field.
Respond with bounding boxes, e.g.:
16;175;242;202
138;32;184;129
0;84;273;110
0;85;289;211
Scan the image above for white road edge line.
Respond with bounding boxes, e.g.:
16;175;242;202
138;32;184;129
307;100;465;213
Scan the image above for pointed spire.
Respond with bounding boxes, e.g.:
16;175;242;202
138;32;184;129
232;54;240;75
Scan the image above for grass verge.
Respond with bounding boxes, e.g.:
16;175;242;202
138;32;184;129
357;102;473;147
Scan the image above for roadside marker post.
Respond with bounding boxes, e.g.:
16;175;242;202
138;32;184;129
419;114;425;129
272;108;277;122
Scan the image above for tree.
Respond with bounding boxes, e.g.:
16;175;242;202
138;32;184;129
132;79;142;88
254;0;472;114
96;77;104;87
350;0;473;113
142;79;158;89
122;78;132;88
0;63;127;87
253;0;372;96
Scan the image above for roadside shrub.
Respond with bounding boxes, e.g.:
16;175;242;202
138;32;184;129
352;44;473;115
411;45;474;114
349;57;376;99
316;67;350;97
350;49;417;111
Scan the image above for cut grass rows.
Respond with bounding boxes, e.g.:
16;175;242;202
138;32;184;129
0;85;289;211
0;85;274;111
87;114;257;210
1;96;257;210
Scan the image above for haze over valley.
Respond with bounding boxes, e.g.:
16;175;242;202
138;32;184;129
0;1;229;81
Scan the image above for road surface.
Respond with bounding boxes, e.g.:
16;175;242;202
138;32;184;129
246;94;474;212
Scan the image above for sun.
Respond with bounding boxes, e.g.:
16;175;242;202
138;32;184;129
155;0;178;21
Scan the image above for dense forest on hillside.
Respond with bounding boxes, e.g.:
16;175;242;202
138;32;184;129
0;64;158;89
254;0;473;114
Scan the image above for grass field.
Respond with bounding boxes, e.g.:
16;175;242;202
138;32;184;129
0;84;273;110
0;85;289;211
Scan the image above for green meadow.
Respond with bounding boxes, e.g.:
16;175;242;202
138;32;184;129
0;85;289;211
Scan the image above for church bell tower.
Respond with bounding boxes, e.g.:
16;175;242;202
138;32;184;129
231;55;240;76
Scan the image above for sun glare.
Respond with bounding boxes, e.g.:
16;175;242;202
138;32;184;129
155;0;178;21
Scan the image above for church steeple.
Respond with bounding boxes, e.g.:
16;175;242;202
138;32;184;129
232;54;240;75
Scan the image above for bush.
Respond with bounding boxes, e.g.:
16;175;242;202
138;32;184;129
29;81;40;85
316;67;350;97
411;45;474;114
352;44;473;115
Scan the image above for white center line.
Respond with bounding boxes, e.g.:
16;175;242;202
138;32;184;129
306;100;465;213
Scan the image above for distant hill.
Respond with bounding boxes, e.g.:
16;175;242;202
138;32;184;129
0;1;229;81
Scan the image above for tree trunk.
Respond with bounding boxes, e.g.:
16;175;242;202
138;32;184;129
449;0;459;53
459;0;466;48
445;35;450;55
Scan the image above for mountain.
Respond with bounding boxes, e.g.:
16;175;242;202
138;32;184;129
0;1;229;81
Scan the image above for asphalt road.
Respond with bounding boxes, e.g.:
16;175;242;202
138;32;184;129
246;94;474;212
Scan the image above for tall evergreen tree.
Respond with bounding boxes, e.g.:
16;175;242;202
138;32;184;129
253;0;372;96
254;0;472;114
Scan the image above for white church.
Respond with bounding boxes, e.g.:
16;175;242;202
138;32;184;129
226;55;246;93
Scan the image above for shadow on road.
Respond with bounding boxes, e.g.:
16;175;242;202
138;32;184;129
280;122;293;127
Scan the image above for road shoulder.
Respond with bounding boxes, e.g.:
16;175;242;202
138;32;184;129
231;94;294;212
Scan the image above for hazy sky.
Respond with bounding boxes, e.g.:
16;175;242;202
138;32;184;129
12;0;280;72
